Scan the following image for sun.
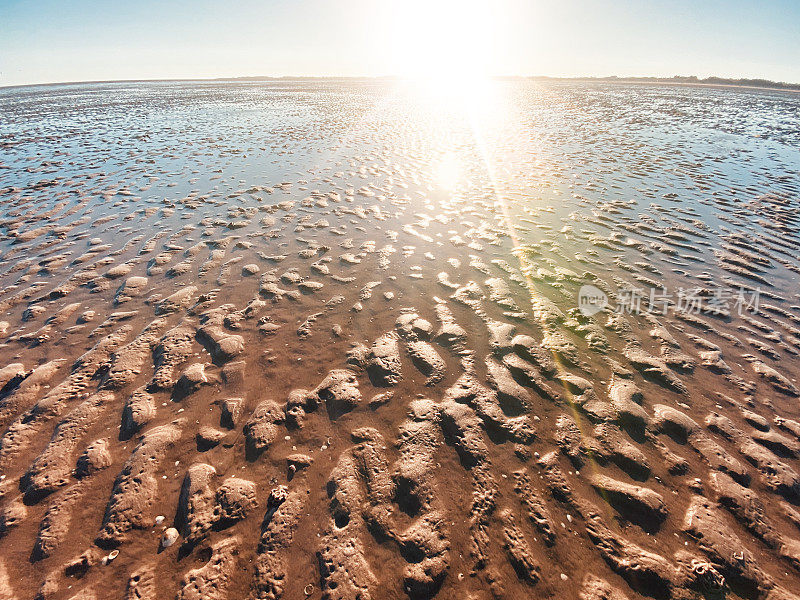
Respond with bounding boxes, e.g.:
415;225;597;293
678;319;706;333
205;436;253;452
379;0;505;120
381;0;498;81
370;1;506;192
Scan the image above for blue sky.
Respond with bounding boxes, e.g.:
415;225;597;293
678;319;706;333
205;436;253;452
1;0;798;86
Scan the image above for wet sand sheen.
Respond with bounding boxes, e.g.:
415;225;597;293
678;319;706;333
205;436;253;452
0;79;799;599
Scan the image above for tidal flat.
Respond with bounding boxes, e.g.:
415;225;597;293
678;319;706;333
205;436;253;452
0;79;799;600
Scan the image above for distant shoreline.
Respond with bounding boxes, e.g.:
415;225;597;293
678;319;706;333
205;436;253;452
2;75;799;93
531;75;800;93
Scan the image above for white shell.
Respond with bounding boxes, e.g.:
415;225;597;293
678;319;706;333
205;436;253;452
161;527;179;548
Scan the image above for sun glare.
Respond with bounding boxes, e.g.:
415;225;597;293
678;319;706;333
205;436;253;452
383;0;497;80
374;1;507;192
434;152;462;190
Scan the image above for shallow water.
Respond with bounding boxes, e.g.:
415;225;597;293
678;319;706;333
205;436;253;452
0;79;799;600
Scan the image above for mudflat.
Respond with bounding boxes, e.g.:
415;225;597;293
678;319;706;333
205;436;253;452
0;79;799;600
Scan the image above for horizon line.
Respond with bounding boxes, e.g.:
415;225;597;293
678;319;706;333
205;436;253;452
2;74;800;93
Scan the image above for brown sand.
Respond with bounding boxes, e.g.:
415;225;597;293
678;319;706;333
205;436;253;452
0;79;799;600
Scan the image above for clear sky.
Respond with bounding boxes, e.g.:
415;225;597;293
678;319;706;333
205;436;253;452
1;0;799;87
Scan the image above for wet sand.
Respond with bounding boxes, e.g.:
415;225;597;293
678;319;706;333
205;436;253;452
0;79;799;600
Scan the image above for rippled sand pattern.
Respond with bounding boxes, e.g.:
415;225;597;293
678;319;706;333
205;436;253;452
1;79;800;600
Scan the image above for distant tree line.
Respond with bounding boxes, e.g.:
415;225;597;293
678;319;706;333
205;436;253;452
529;74;800;91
